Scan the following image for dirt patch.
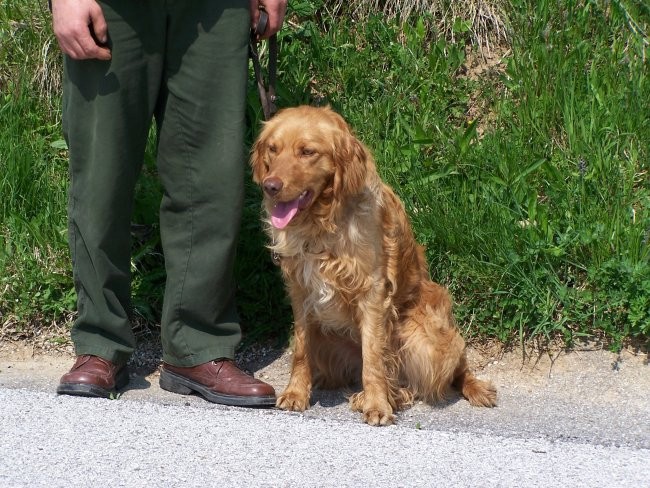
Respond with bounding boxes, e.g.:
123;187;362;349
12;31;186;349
1;336;647;403
460;44;511;138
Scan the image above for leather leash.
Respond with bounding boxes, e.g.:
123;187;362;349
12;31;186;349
250;10;278;120
250;11;281;266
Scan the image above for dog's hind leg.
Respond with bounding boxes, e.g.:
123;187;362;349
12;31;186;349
397;312;466;403
395;280;488;404
397;287;497;407
399;321;497;406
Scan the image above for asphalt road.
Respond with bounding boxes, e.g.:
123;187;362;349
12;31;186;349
0;344;648;487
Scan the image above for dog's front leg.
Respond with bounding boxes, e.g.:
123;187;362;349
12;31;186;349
276;302;313;411
350;286;395;426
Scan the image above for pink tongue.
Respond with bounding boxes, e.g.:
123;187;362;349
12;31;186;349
271;199;300;229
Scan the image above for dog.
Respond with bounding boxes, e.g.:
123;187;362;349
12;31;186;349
251;106;496;425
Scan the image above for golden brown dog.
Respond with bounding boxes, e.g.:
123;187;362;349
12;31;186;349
251;106;496;425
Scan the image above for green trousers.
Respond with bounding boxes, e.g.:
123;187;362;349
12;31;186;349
63;0;250;367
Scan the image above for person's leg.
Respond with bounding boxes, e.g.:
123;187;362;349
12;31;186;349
64;0;165;365
156;0;250;367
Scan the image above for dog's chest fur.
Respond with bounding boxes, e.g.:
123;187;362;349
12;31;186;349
271;189;384;335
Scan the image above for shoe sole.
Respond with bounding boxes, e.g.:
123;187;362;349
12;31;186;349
159;369;276;407
56;367;130;399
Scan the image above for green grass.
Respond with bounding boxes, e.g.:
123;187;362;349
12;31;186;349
1;0;648;350
0;1;73;333
272;0;650;348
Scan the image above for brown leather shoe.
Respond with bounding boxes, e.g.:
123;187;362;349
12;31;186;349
160;359;276;407
57;355;129;398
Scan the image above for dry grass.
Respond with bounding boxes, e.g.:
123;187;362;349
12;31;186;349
324;0;511;49
1;16;62;117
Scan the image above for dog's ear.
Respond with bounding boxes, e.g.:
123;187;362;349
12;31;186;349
332;128;370;198
250;131;269;184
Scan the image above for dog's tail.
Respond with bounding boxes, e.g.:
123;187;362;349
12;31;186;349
452;356;497;407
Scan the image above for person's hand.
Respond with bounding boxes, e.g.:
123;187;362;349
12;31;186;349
250;0;287;39
51;0;111;60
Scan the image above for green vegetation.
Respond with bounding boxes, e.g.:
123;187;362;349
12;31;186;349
0;1;73;337
1;0;648;350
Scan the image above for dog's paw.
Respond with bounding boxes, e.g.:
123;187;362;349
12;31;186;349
276;390;310;411
349;391;365;412
363;408;395;426
349;391;395;426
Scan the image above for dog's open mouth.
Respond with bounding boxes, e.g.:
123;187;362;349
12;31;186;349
270;190;313;229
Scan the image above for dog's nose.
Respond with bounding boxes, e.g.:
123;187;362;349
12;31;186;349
263;177;283;197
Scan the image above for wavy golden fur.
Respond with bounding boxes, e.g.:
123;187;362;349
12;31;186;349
251;106;496;425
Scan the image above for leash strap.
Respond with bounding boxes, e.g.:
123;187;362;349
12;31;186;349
250;10;278;120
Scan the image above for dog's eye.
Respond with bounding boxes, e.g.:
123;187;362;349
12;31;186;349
268;145;277;154
301;148;315;157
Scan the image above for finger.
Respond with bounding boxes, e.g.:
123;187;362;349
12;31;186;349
57;39;83;60
76;31;111;60
250;2;260;30
254;10;269;38
259;1;287;39
57;31;91;60
90;45;112;61
88;3;108;43
259;18;280;39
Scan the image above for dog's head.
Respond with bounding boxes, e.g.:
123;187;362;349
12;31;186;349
251;106;371;230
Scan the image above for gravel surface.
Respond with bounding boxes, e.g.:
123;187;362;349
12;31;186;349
1;388;647;488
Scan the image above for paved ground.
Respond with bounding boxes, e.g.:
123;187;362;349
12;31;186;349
0;340;648;486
